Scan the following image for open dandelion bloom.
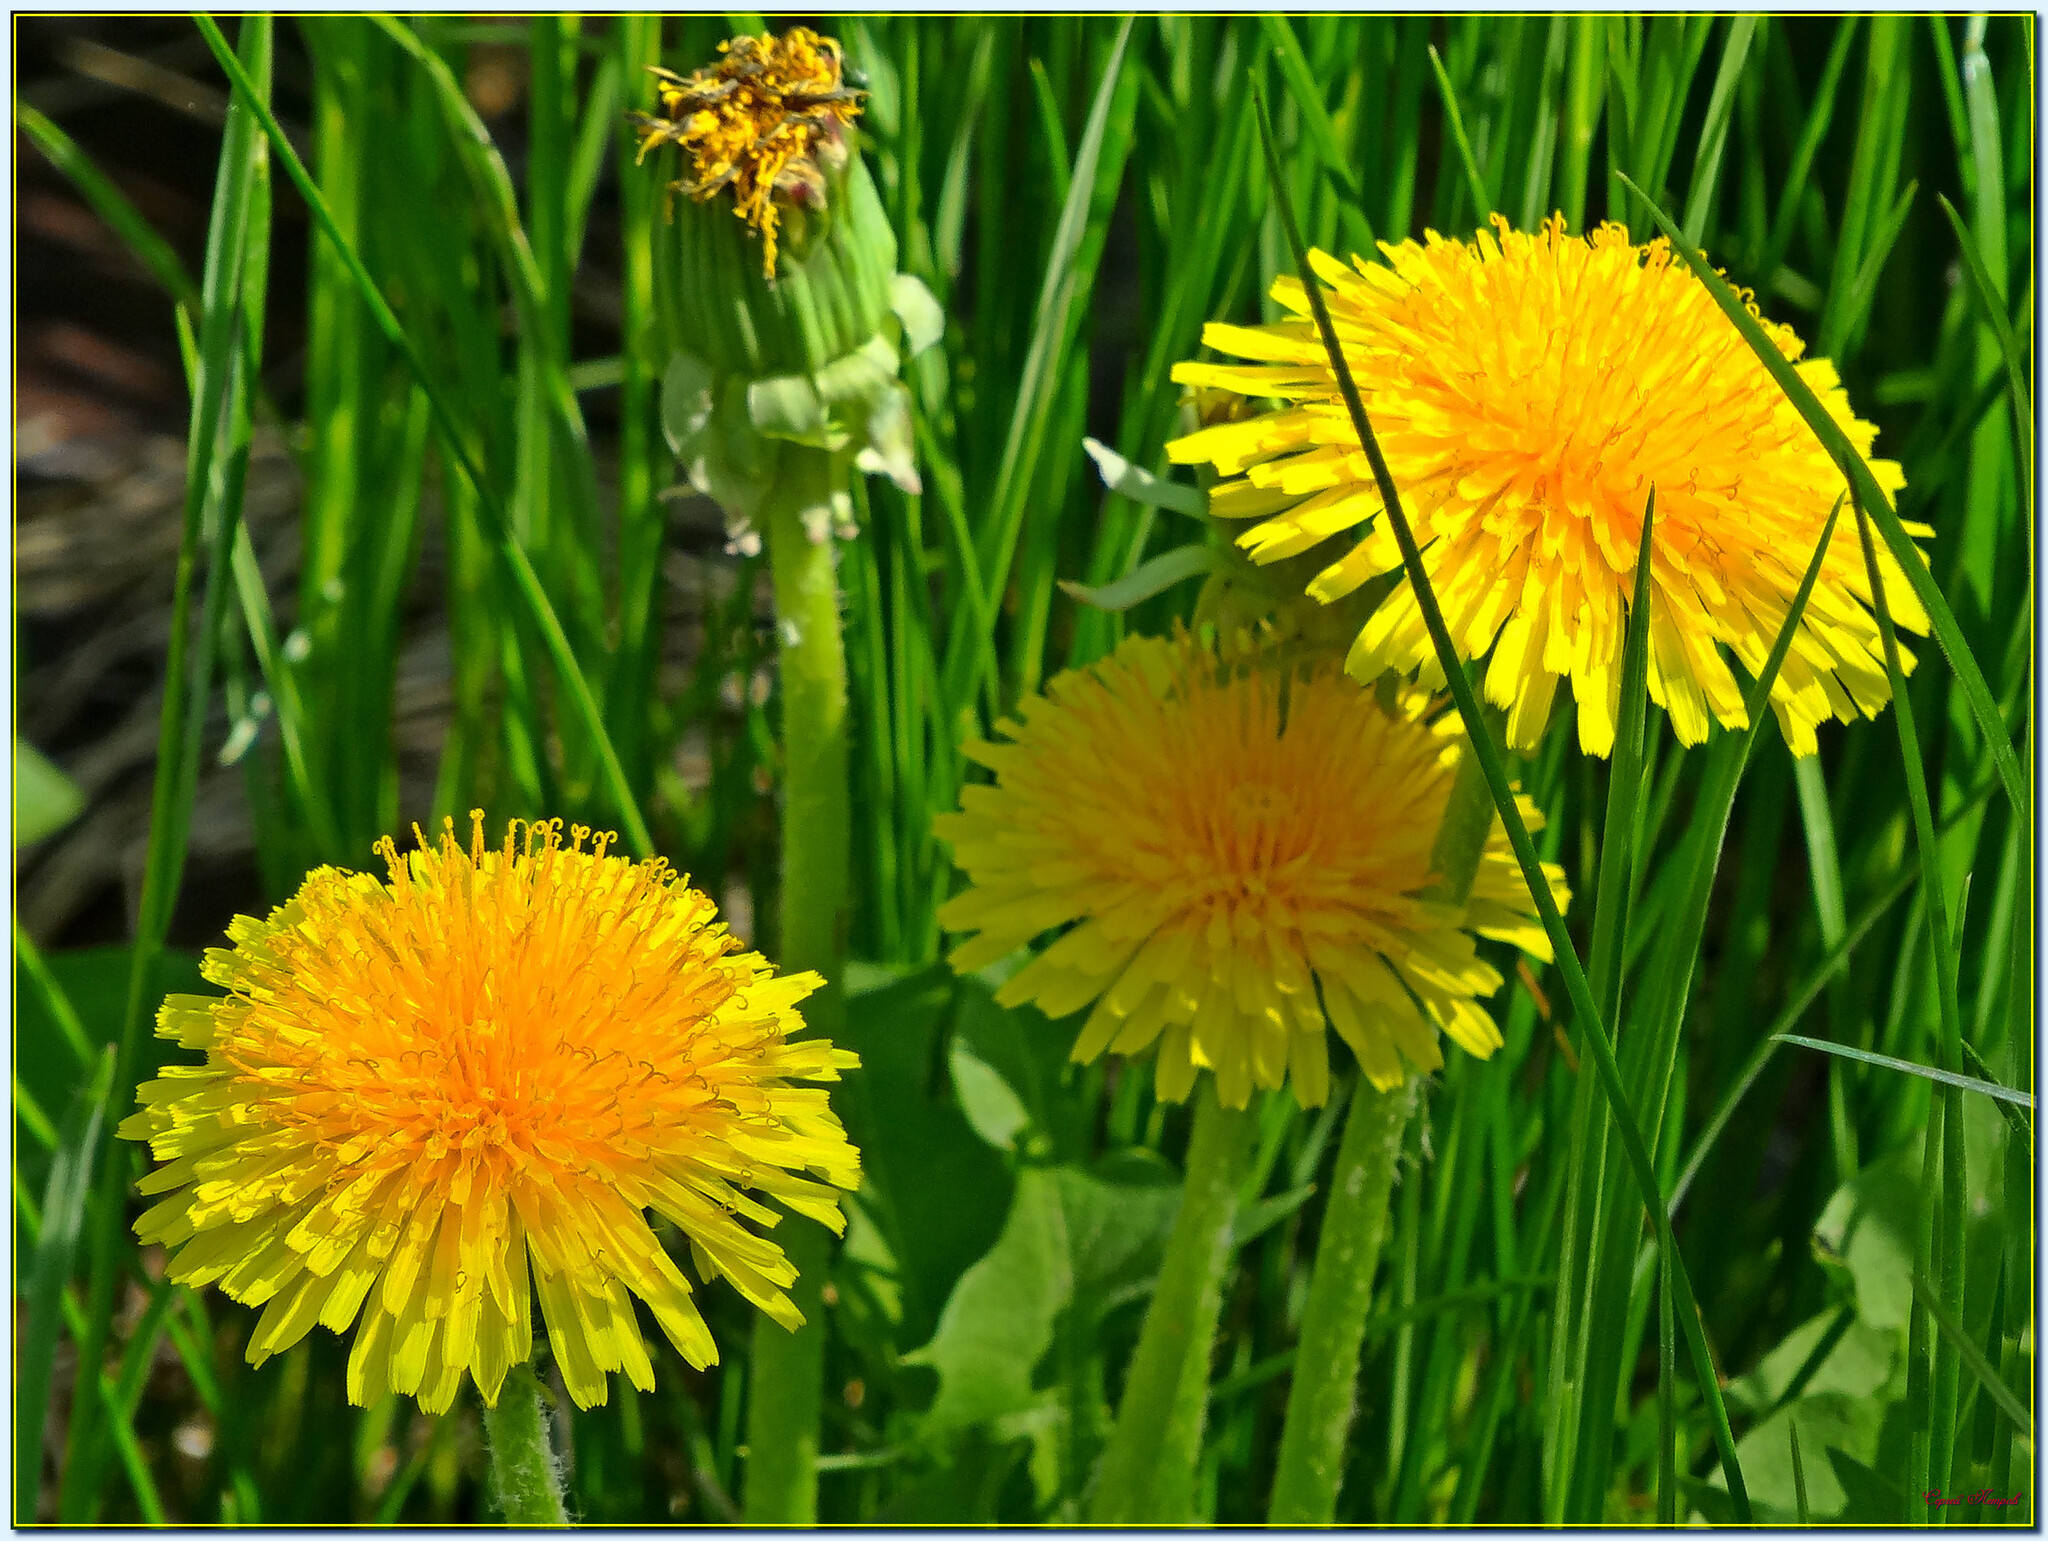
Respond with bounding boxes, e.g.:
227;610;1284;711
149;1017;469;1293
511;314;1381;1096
1168;215;1930;759
122;816;860;1415
935;634;1567;1108
633;27;863;279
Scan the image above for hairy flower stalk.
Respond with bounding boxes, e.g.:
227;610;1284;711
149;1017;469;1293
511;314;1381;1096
938;631;1563;1519
634;27;935;1522
122;816;861;1518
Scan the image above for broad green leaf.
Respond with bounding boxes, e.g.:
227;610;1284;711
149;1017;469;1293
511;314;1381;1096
839;963;1013;1349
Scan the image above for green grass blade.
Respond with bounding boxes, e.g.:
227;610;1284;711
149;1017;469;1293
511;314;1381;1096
1774;1035;2033;1109
1938;191;2034;481
1756;19;1856;296
67;19;275;1517
940;17;1136;718
1788;1420;1809;1523
16;1048;114;1523
196;12;652;856
1255;89;1750;1521
1851;490;1970;1505
1259;16;1370;219
1655;1254;1676;1524
1679;14;1757;245
1911;1273;2030;1434
14;922;94;1071
1587;491;1658;1035
1059;545;1222;612
15;102;200;310
1667;837;1931;1215
1620;172;2028;820
1821;179;1917;362
1426;45;1492;220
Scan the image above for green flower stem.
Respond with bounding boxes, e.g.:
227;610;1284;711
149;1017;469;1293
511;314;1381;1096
1266;1075;1419;1522
1265;712;1498;1522
744;446;852;1525
1087;1079;1256;1523
482;1363;569;1526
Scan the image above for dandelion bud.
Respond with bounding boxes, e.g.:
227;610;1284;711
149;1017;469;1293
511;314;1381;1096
634;28;942;549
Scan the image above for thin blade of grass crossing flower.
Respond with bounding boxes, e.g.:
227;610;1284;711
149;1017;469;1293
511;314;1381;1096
940;17;1136;718
1911;1273;2031;1435
1852;493;1972;1503
1544;492;1657;1511
1252;87;1752;1522
195;13;652;857
1774;1035;2033;1110
1594;491;1662;1516
66;19;273;1518
1588;492;1659;1049
1619;172;2028;821
16;1048;114;1524
1566;495;1844;1516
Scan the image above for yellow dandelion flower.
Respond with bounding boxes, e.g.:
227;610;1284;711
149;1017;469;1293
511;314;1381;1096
934;633;1567;1109
632;27;863;279
1167;215;1932;759
121;815;860;1415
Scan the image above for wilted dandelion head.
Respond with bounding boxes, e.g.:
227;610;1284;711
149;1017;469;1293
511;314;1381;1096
123;815;860;1414
935;633;1565;1109
1169;215;1929;759
633;27;863;278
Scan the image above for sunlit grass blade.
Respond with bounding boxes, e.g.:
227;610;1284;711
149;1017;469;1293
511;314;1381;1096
1678;14;1756;245
1938;191;2034;483
15;102;199;310
1426;45;1492;220
1569;493;1841;1519
1587;490;1657;1038
1774;1034;2033;1108
195;12;652;857
16;1048;114;1524
1850;491;1969;1508
1911;1273;2030;1434
1259;15;1371;229
1253;87;1750;1521
67;19;275;1517
1619;172;2027;820
1664;764;2007;1215
939;17;1136;718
